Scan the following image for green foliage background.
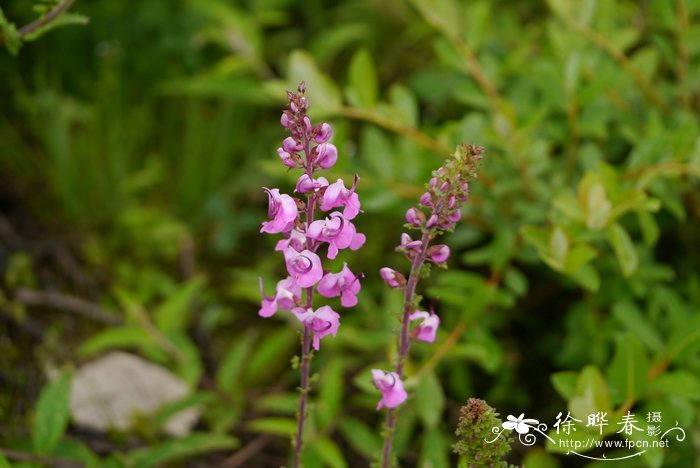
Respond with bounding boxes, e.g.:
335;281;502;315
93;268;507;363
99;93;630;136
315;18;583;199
1;0;699;466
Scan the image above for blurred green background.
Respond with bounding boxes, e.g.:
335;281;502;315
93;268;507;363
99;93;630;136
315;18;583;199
1;0;699;466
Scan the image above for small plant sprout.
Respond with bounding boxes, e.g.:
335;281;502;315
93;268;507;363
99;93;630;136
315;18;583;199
258;82;364;468
376;144;483;467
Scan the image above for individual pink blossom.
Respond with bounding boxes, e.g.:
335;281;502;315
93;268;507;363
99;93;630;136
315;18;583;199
405;207;424;227
318;263;362;307
261;188;298;233
314;143;338;169
307;212;366;259
259;277;301;317
426;214;438;228
320;178;361;219
282;136;303;153
379;267;406;288
295;174;329;194
371;369;407;410
275;229;306;253
400;233;422;253
284;249;323;287
419;192;433;207
293;305;340;350
427;244;450;264
409;310;440;343
314;123;332;143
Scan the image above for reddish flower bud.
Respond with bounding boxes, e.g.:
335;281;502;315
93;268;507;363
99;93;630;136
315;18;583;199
405;207;425;227
427;244;450;264
379;267;406;288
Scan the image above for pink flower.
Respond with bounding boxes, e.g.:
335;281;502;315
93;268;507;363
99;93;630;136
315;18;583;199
379;267;406;288
295;174;329;194
275;229;306;253
371;369;407;410
307;212;366;259
293;305;340;350
318;263;362;307
314;123;333;143
427;244;450;264
320;178;361;220
426;214;438;228
282;136;303;153
405;207;425;227
419;192;433;207
314;143;338;169
409;310;440;343
261;188;298;233
259;277;301;317
400;233;422;252
284;249;323;287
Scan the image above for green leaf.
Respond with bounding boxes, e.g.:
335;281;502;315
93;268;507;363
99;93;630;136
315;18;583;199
154;277;205;334
578;173;612;230
569;365;611;421
169;332;202;387
608;223;639;277
611;302;664;352
419;426;449;468
287;50;342;114
79;327;158;358
216;333;256;393
388;84;418;127
22;13;89;42
33;371;72;454
0;453;9;468
339;418;382;460
607;334;648;405
127;433;238;467
563;243;597;273
316;359;344;431
248;417;297;436
649;371;700;402
550;371;577;400
311;437;347;468
415;372;445;428
0;8;21;55
546;226;569;270
347;48;378;109
244;328;297;383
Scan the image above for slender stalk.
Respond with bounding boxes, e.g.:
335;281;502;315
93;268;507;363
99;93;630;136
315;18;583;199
381;230;431;468
292;127;317;468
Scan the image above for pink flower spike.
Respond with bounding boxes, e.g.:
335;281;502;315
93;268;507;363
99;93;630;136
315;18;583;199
314;123;333;143
259;277;301;317
315;143;338;169
372;369;407;410
260;188;298;234
293;306;340;350
409;310;440;343
379;267;406;288
317;263;362;307
427;244;450;264
284;249;323;287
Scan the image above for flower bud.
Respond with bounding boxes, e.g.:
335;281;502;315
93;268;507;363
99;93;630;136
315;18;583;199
426;214;438;228
439;181;450;192
448;209;462;223
303;116;312;133
315;123;332;143
427;244;450;264
277;148;297;168
405;207;425;227
282;136;303;153
315;143;338;169
419;192;433;207
429;177;438;190
280;111;294;128
379;267;406;288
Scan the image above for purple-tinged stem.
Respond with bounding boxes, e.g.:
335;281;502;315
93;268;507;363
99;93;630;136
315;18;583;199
381;230;432;468
292;130;317;468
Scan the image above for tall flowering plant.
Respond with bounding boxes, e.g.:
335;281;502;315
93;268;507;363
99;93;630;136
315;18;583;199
374;144;483;467
259;82;365;467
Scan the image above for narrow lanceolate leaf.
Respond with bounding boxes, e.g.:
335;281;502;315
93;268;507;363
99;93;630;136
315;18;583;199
127;433;238;467
607;334;648;405
415;372;445;428
608;223;639;277
33;370;72;454
347;48;378;109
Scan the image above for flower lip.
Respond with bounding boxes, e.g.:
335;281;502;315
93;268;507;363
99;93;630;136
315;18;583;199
322;216;344;237
292;255;313;273
263;188;278;217
307;317;333;333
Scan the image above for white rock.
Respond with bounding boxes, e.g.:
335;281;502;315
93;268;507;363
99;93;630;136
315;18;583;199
70;351;199;436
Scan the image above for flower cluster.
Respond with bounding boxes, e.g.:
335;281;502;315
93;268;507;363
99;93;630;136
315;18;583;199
259;82;364;350
374;144;483;414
